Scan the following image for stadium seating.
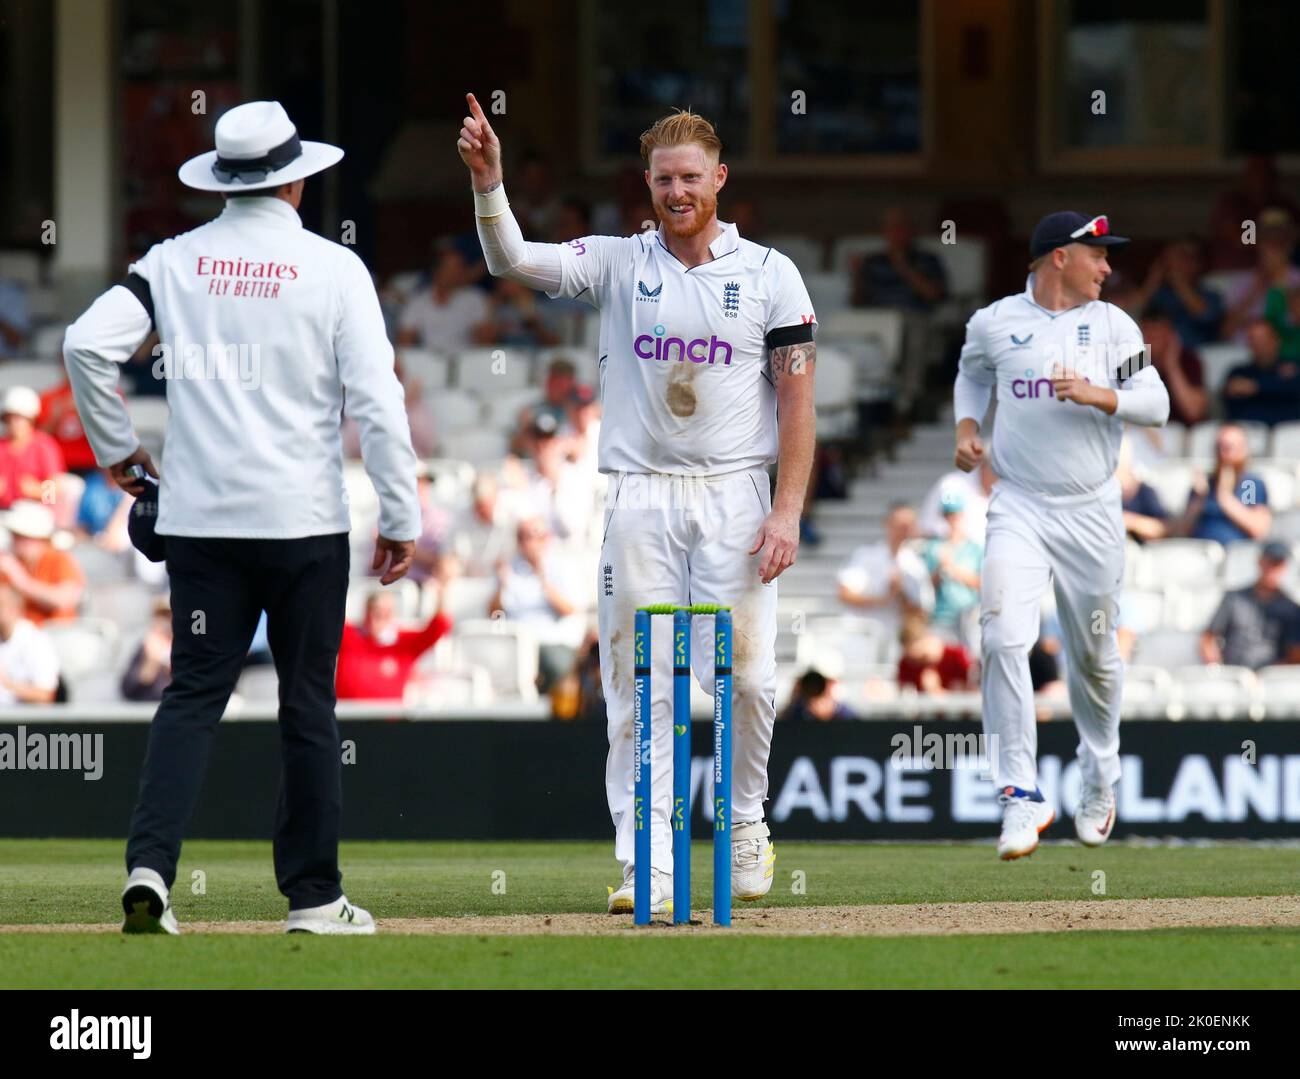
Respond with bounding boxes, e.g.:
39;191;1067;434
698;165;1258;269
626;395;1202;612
818;308;905;364
802;272;850;317
439;427;510;464
1163;586;1224;632
1141;458;1199;515
46;618;118;682
399;347;453;390
0;360;62;392
1271;421;1300;459
1168;665;1258;720
445;618;540;701
795;615;897;674
812;345;858;439
426;388;485;437
426;575;497;622
1193;344;1251;394
1130;629;1203;668
1220;541;1263;589
72;543;131;585
454;347;534;393
83;581;163;636
1257;665;1300;718
404;667;494;709
765;234;824;273
1131;539;1222;591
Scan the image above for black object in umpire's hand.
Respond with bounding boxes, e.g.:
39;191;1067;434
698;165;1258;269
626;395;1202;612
128;475;166;563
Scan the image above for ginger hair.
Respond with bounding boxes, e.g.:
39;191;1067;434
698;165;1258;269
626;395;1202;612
639;109;723;164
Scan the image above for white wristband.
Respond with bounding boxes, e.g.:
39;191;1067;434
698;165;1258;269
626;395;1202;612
473;184;509;219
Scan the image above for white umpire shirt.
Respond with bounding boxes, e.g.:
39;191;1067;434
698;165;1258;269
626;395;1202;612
64;196;421;541
954;275;1170;499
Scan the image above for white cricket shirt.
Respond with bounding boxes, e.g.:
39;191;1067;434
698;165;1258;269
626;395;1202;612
549;224;816;476
64;197;421;540
0;620;60;705
955;276;1169;498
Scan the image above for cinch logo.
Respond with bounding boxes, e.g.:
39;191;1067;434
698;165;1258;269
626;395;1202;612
1011;367;1091;399
634;324;734;366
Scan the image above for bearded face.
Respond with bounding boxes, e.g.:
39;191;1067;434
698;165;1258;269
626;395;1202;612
646;144;724;240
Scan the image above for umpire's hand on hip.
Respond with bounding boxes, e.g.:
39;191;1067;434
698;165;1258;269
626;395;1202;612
372;536;416;585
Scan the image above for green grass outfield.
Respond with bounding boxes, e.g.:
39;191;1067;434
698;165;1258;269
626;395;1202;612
1;839;1297;988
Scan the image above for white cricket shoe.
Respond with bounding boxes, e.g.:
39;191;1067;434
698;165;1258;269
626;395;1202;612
732;820;775;900
286;895;376;935
1075;783;1117;847
997;787;1055;860
607;865;673;916
121;867;179;935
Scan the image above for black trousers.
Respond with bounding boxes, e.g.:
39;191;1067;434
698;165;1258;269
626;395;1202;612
126;533;350;910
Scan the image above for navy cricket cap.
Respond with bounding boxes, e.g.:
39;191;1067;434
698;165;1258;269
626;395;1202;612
128;477;166;563
1030;212;1129;258
1261;541;1291;564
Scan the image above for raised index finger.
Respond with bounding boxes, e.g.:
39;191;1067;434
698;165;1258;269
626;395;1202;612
466;93;492;131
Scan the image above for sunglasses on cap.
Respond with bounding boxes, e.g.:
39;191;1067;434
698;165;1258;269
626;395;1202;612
1070;215;1110;239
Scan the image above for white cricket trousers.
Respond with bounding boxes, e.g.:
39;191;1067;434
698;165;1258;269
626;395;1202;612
979;476;1126;793
598;468;778;873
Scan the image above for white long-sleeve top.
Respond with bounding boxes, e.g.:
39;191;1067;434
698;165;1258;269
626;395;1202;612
64;197;421;540
954;275;1169;499
476;200;817;476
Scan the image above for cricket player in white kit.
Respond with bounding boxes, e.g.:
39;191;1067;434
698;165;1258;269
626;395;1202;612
954;212;1169;859
457;95;817;912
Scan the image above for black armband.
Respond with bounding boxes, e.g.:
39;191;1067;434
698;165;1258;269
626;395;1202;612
120;272;155;329
765;322;815;350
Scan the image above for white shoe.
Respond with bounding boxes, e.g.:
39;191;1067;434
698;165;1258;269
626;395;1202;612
285;895;376;935
732;820;775;900
121;867;179;935
997;787;1055;860
607;865;673;915
1075;783;1117;846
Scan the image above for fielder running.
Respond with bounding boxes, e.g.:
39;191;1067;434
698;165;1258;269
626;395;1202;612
457;95;817;912
954;212;1169;859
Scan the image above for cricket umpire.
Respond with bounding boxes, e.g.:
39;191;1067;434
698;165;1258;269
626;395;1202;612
63;101;421;935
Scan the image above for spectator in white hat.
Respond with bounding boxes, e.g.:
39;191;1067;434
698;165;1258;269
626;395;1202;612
0;500;83;625
0;386;66;510
0;580;59;705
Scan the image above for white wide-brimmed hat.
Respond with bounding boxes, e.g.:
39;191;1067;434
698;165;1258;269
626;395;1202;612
178;101;343;193
2;386;40;420
4;500;55;540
